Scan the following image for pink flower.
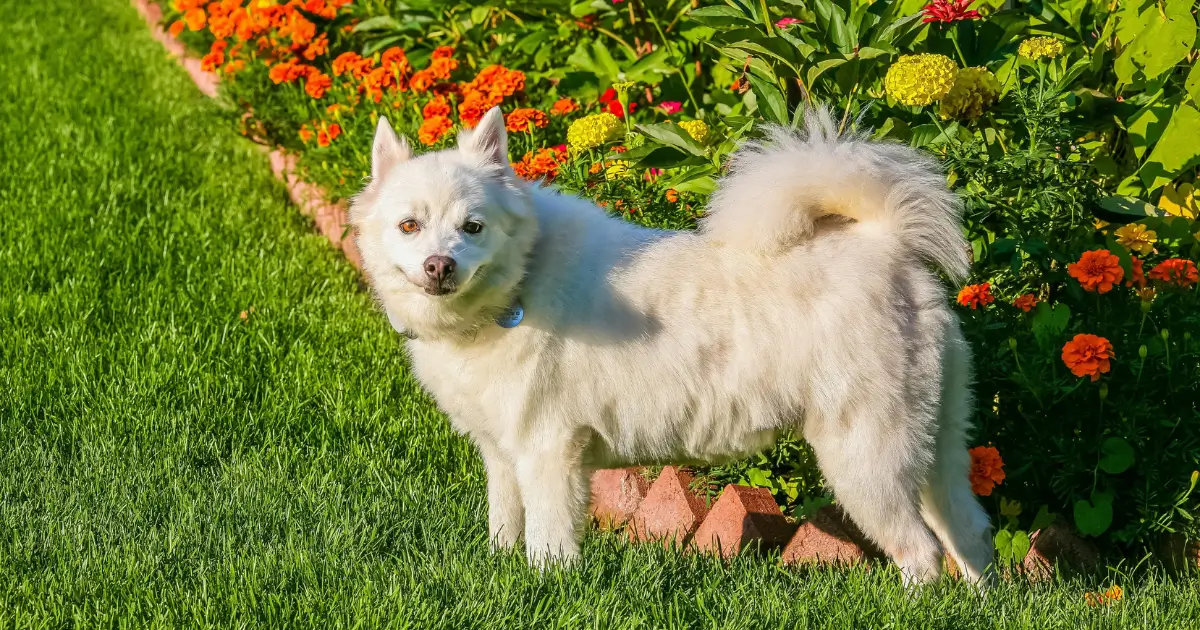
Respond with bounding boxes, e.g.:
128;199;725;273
775;17;802;28
552;144;567;153
657;101;682;115
921;0;981;23
643;168;663;181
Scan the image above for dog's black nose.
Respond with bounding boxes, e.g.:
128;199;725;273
423;255;456;282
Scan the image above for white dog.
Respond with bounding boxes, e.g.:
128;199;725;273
351;106;994;585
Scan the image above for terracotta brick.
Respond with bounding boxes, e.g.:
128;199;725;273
627;466;708;546
782;505;881;567
1020;524;1101;580
589;468;649;530
691;484;796;558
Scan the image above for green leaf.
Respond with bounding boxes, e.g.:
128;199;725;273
994;528;1013;562
635;122;708;156
1097;195;1159;217
674;175;716;195
1098;437;1136;475
746;74;788;124
1125;98;1173;161
1187;62;1200;107
1031;302;1070;345
1030;505;1056;532
1116;2;1196;81
1140;104;1200;190
1010;530;1032;563
1073;492;1114;537
745;467;771;487
352;15;402;33
688;5;757;28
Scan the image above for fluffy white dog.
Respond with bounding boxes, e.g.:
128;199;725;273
351;106;994;585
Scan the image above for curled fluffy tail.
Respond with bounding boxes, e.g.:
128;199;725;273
701;108;969;282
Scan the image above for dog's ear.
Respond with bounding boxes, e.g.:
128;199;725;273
458;107;508;167
372;116;411;180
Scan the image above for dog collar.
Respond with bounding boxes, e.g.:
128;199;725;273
385;298;523;340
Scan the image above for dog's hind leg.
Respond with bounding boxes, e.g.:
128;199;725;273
804;405;944;586
919;330;995;586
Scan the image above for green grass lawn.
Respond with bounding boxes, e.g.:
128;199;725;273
0;0;1197;627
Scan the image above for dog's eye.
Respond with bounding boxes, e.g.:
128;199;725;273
399;220;420;234
463;221;484;235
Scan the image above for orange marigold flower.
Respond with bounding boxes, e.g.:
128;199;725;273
315;122;341;147
511;147;570;181
184;7;206;31
169;20;186;37
302;34;329;60
968;446;1005;496
466;65;525;102
1125;256;1146;288
423;96;451;119
298;124;314;144
223;59;245;74
1012;293;1038;312
431;45;455;59
1068;249;1123;293
956;282;994;309
550;97;579;116
505;108;549;133
1061;333;1113;382
305;71;332;99
418;115;454;146
409;69;435;93
332;51;362;77
665;189;679;203
457;90;494;128
428;57;458;80
1148;258;1198;288
200;40;227;72
380;47;410;76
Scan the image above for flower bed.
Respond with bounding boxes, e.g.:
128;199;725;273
155;0;1198;561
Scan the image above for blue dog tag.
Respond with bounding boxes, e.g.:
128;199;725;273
495;300;524;329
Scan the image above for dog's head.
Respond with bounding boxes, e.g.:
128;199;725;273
350;107;537;340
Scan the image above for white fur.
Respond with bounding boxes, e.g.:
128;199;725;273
351;107;994;585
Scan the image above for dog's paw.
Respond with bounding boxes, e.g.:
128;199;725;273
526;543;580;571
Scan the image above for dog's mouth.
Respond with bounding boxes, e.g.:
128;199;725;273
423;282;458;296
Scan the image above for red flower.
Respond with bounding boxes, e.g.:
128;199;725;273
921;0;981;23
1012;293;1038;313
599;87;618;104
1148;258;1198;288
956;283;994;309
606;99;637;119
968;446;1005;496
1061;334;1113;382
1068;250;1124;293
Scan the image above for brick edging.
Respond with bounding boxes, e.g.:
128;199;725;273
130;0;362;271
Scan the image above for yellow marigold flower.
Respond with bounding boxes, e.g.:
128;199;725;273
884;53;958;106
605;160;631;180
567;113;623;151
1018;37;1064;60
939;67;1001;120
678;119;709;143
1114;223;1157;255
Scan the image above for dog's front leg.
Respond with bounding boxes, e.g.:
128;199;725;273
477;439;524;551
514;436;589;568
